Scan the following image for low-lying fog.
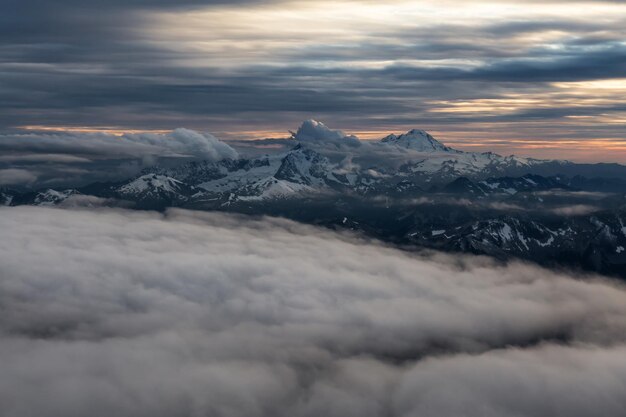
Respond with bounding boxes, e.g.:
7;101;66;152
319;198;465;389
1;206;625;417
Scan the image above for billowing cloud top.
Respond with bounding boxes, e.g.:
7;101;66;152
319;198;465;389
124;128;239;161
292;119;360;146
0;128;238;186
1;205;626;416
292;119;360;143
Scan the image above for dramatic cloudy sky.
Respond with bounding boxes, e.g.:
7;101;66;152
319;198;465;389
2;0;626;161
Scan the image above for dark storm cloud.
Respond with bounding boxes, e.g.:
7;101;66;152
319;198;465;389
281;18;622;63
1;0;625;155
377;43;626;83
464;44;626;82
1;206;626;416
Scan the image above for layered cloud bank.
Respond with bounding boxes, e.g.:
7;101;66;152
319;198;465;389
1;206;626;416
3;0;626;159
0;129;237;161
0;129;238;186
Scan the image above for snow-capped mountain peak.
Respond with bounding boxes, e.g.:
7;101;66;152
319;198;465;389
34;189;78;206
116;174;192;204
274;145;336;186
381;129;452;152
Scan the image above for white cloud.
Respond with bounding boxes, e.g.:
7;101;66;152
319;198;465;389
0;206;625;416
293;119;360;145
0;129;238;186
124;128;239;161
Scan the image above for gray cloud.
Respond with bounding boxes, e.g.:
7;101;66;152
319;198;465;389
1;206;626;416
0;154;93;163
0;129;237;160
0;129;237;187
1;0;625;157
0;168;38;185
378;43;626;83
393;345;626;417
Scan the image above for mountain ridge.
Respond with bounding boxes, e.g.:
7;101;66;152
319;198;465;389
4;120;626;277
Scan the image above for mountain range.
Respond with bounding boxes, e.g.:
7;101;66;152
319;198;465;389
3;120;626;277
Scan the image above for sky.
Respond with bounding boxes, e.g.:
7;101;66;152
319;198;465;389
2;0;626;161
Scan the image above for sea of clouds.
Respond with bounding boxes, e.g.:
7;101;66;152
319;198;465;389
1;206;625;417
